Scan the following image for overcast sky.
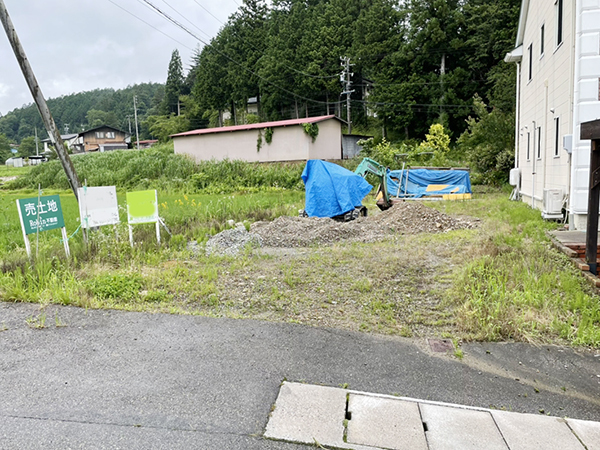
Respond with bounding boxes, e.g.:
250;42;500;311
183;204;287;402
0;0;241;116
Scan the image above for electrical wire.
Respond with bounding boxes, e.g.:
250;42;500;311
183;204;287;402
190;0;342;80
137;0;339;106
158;0;214;40
105;0;194;51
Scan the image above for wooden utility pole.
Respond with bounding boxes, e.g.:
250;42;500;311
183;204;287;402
580;119;600;275
0;0;81;199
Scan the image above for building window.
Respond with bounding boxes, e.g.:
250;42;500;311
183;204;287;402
556;0;563;46
106;132;115;139
537;127;542;159
554;117;560;156
540;24;545;56
528;44;533;80
527;132;531;160
95;131;105;139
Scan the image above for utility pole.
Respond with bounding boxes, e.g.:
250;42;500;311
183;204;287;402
34;127;39;156
340;57;355;134
133;96;140;150
0;0;80;199
126;115;132;135
440;53;446;122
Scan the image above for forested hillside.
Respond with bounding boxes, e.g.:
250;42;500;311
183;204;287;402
153;0;520;142
1;0;520;178
0;83;164;143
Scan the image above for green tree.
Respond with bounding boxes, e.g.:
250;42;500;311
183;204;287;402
86;109;119;129
145;114;190;142
18;136;37;157
0;133;12;164
162;49;185;115
457;95;514;184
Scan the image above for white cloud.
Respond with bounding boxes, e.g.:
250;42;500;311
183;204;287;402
0;0;239;115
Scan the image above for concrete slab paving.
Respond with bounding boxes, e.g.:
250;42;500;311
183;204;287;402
1;303;599;449
264;382;347;447
492;410;585;450
420;403;508;450
347;394;428;450
566;418;600;450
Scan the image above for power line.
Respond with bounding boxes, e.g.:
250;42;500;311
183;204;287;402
105;0;194;51
158;0;214;40
137;0;338;106
190;0;342;80
192;0;226;26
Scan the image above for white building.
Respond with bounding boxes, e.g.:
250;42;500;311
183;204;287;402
171;115;343;163
505;0;600;230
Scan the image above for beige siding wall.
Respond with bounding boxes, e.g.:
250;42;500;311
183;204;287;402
174;119;342;162
517;0;574;209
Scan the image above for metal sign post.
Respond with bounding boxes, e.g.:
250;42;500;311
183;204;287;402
580;119;600;274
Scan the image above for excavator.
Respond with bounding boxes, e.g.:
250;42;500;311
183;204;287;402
353;157;398;210
354;157;472;210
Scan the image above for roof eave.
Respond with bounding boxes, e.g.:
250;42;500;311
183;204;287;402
515;0;530;48
504;45;523;63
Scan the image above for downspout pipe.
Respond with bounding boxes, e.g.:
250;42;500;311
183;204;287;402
515;62;521;169
532;120;536;208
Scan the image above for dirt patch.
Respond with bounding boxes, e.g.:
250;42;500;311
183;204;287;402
251;201;479;247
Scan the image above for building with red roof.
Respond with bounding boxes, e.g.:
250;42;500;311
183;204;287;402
171;115;343;162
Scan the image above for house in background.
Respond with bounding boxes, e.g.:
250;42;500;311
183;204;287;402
171;115;343;163
73;126;128;153
505;0;600;230
41;133;79;153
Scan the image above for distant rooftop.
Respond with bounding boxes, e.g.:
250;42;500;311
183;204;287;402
171;115;340;138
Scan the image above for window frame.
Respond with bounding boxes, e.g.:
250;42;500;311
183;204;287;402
537;126;542;160
554;117;560;157
528;44;533;81
556;0;563;48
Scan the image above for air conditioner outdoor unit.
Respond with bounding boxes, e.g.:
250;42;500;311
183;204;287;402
509;168;521;187
542;188;563;219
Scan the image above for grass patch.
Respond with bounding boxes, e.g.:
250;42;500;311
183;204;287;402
0;173;598;347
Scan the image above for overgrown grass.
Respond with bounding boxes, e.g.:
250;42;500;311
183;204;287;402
0;165;31;177
5;143;312;193
431;195;600;346
1;155;599;347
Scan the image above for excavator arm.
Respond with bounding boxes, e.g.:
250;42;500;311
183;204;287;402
354;158;392;210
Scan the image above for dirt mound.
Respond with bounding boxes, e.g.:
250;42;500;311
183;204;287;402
251;202;478;247
369;201;478;234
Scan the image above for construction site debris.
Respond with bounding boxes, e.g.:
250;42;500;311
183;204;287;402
206;223;263;256
251;201;478;248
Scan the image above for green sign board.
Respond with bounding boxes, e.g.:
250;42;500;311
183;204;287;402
17;195;65;235
126;190;158;224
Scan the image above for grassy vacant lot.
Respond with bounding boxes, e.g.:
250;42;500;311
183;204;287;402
0;183;599;347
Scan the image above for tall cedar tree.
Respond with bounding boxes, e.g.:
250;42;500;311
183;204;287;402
162;49;185;115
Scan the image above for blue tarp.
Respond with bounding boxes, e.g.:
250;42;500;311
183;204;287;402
301;160;372;218
386;168;472;198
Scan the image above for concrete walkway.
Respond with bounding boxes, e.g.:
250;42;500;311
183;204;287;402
266;382;600;449
0;302;599;449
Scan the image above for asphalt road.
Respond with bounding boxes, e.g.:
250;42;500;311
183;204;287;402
0;302;599;449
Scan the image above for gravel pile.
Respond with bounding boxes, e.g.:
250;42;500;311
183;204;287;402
205;223;263;256
369;201;478;234
251;201;478;248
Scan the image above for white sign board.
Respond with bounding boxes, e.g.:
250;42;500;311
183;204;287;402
78;186;120;228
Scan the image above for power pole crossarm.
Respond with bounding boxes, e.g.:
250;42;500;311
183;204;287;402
0;0;81;199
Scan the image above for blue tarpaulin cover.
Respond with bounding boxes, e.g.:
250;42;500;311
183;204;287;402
386;168;472;198
301;160;372;217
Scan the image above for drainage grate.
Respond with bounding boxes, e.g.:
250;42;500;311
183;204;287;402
428;338;454;353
